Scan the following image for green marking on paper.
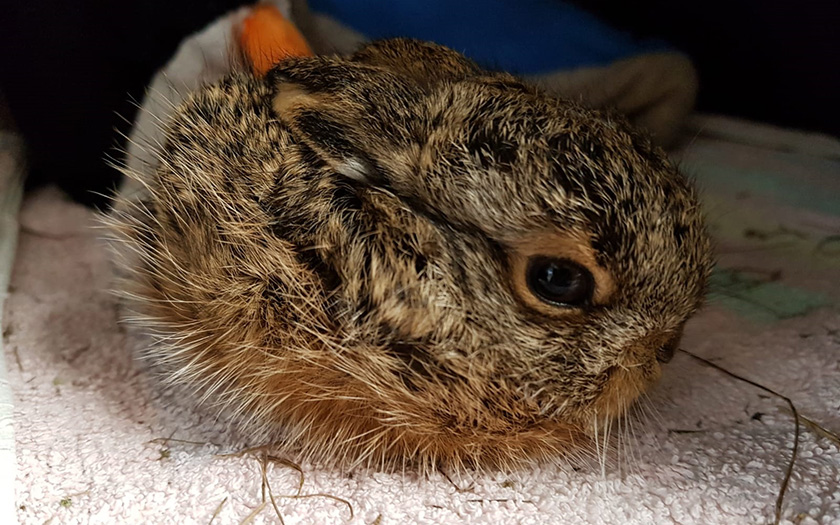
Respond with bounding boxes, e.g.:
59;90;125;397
709;268;832;323
695;164;840;216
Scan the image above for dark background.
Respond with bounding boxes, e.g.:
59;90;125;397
576;0;840;138
1;1;837;208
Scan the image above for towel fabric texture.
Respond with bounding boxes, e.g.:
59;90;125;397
2;3;840;524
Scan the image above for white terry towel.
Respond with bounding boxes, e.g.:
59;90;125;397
4;4;840;524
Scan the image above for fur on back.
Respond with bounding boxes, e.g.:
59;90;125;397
108;39;713;472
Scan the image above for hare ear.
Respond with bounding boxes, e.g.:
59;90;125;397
267;58;425;185
350;39;530;99
334;157;376;185
351;38;483;88
268;70;384;186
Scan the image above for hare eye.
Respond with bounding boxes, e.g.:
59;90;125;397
526;256;593;307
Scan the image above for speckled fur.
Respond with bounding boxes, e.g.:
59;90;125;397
108;39;713;472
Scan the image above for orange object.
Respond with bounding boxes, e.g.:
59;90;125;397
240;4;313;76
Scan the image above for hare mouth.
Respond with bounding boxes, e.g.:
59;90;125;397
591;359;662;420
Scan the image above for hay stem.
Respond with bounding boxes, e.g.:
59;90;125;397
218;445;354;521
679;348;799;525
239;501;267;525
208;497;227;525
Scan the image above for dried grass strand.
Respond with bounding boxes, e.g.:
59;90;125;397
260;452;286;525
795;413;840;446
208;497;227;525
217;445;354;521
239;501;268;524
679;348;799;525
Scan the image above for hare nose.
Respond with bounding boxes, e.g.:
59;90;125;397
656;332;682;363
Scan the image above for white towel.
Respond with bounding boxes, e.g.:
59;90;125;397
4;5;840;524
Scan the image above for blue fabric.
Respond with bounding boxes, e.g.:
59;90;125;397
308;0;671;74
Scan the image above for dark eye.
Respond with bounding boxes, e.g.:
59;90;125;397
526;256;594;307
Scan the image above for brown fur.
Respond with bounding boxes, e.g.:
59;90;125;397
107;39;713;472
